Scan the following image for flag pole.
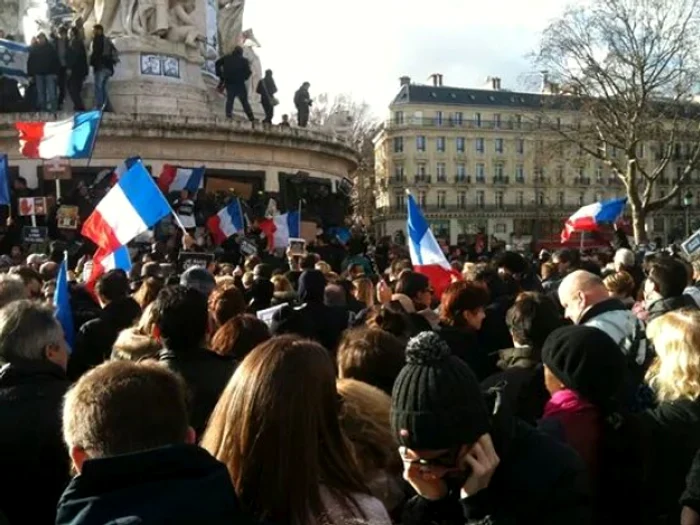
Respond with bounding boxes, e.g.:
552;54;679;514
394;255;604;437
298;198;302;236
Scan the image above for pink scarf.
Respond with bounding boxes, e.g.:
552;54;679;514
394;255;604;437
543;389;595;418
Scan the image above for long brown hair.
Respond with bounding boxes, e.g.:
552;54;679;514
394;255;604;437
201;336;370;524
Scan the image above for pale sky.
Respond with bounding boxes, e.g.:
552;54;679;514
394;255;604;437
245;0;568;119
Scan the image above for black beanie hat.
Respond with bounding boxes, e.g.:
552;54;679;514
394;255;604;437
542;325;626;409
391;331;490;450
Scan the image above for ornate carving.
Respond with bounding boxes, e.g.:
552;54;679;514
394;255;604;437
216;0;242;55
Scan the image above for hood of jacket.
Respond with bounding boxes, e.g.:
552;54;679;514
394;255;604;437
497;346;539;371
111;327;160;361
298;270;326;303
647;294;698;322
56;444;256;525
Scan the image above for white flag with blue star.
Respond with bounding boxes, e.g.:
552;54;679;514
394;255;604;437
0;38;28;82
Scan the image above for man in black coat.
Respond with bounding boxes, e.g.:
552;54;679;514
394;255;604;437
65;26;88;111
0;301;72;525
215;46;255;121
153;286;236;436
27;32;60;111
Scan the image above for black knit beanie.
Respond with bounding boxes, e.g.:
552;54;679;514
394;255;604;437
542;325;626;409
391;331;490;450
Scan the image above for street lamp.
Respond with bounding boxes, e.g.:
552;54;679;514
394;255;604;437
684;190;694;238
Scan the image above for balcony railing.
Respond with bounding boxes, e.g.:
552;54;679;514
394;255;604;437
454;175;471;184
414;175;432;184
377;203;579;215
573;177;592;185
387;118;548;131
388;176;406;184
493;176;510;184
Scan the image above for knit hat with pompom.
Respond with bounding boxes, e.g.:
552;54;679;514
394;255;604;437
391;331;490;450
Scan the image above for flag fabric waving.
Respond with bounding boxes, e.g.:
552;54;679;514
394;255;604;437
158;164;205;193
0;39;29;82
111;156;141;185
407;194;460;297
81;160;172;252
53;254;74;352
561;197;628;243
86;245;132;289
0;155;10;206
16;110;102;159
207;199;244;245
259;211;301;251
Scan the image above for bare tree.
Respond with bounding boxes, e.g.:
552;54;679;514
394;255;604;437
534;0;700;243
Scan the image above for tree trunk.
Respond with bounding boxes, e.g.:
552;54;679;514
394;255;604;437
632;206;648;245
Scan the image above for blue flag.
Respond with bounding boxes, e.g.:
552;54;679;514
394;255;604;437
53;255;75;353
0;155;9;206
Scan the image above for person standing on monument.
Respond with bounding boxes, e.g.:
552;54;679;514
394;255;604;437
53;26;69;111
66;26;88;111
256;69;277;124
215;45;255;122
294;81;312;127
89;25;118;112
27;33;60;112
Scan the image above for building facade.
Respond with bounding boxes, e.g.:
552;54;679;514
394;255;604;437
373;75;700;248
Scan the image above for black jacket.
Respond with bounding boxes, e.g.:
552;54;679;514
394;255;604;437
66;38;88;78
27;41;60;76
0;360;71;525
438;324;497;381
68;297;141;380
56;444;260;525
646;294;698;323
215;52;251;85
158;347;236;436
402;395;591;524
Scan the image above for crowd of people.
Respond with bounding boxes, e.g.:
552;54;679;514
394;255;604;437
0;24;314;126
2;230;700;524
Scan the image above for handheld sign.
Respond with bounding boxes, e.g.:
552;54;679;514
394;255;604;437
18;197;47;216
288;238;306;256
682;229;700;257
22;226;48;244
57;205;79;229
256;303;287;327
177;251;214;273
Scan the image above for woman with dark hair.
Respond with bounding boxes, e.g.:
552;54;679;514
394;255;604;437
208;284;246;332
438;281;495;380
201;336;391;524
210;314;270;361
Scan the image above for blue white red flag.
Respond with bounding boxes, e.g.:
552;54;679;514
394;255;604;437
561;197;627;242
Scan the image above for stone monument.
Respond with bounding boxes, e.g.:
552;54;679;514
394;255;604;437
68;0;262;117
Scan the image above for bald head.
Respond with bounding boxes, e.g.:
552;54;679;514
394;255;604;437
558;270;610;323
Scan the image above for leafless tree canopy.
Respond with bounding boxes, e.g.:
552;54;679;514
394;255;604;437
535;0;700;241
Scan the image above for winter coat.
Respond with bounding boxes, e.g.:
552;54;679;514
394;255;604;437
27;41;61;76
681;449;700;515
646;294;698;323
319;486;391;525
294;86;311;109
478;295;515;359
111;326;161;361
56;444;260;525
215;51;251;85
157;347;236;436
401;393;591;525
66;38;88;78
68;297;142;380
438;323;496;381
481;346;548;425
0;359;71;525
256;75;277;101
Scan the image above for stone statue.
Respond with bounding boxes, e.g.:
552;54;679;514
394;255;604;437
166;0;203;49
217;0;243;55
240;29;262;105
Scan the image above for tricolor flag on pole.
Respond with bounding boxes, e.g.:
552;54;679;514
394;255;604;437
157;164;205;193
407;193;460;297
259;211;301;251
15;110;102;159
207;199;245;245
561;197;627;243
81;160;172;253
86;245;133;291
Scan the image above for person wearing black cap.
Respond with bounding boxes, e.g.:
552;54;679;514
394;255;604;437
392;331;591;525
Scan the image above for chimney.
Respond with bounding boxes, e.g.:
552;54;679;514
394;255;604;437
491;77;501;90
399;76;411;87
437;73;444;86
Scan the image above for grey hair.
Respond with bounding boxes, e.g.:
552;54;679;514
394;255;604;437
0;300;63;362
0;274;27;309
614;248;635;268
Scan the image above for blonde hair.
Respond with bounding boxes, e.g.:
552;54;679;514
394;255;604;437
646;309;700;402
353;277;375;308
603;271;635;299
541;262;556;281
315;261;331;275
271;274;293;293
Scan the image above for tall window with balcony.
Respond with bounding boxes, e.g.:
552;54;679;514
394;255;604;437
495;138;504;154
595;166;603;183
514;114;522;130
476;190;485;208
416;163;427;181
475;112;482;127
437;136;446;152
394;111;404;125
515;165;524;183
578;192;585;206
517;191;524;208
557;191;565;207
578;167;585;183
436;162;446;182
476;138;485;153
393;137;403;153
537;191;545;206
437;191;446;209
458;191;467;208
556;117;562;129
516;138;525;155
435;111;443;126
494;114;501;129
456;137;465;153
416;136;426;152
476;163;485;183
495;163;505;181
495;191;504;208
394;192;404;209
456;163;466;183
418;191;427;208
454;112;464;125
556;165;565;183
393;164;404;182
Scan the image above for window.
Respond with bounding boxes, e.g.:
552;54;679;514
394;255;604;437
435;111;443;126
578;167;585;179
456;163;466;180
417;163;427;176
495;191;504;207
454;112;464;125
495;223;507;233
436;162;446;182
437;136;446;152
517;191;524;207
475;112;482;127
494;114;501;128
595;166;603;181
476;190;485;207
515;114;522;129
476;138;485;153
418;191;427;207
495;163;504;178
437;191;446;208
476;163;485;182
557;191;565;207
537;192;545;206
458;191;467;208
595;191;604;202
394;192;404;209
611;147;618;158
394;111;404;125
495;138;504;154
456;137;466;153
516;139;525;155
394;164;404;180
515;165;524;183
416;136;426;152
556;165;565;181
556;117;562;129
393;137;404;153
578;192;585;206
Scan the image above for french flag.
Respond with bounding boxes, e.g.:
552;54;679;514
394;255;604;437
561;197;627;242
86;245;132;290
158;164;205;193
407;194;460;298
259;211;301;251
16;110;101;159
81;161;172;253
111;156;141;185
207;199;245;245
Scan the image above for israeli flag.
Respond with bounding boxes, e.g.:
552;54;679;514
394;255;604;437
0;39;29;82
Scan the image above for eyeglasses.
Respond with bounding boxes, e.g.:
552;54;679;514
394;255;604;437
401;447;461;469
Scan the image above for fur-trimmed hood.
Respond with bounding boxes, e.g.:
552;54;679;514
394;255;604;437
111;327;161;361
